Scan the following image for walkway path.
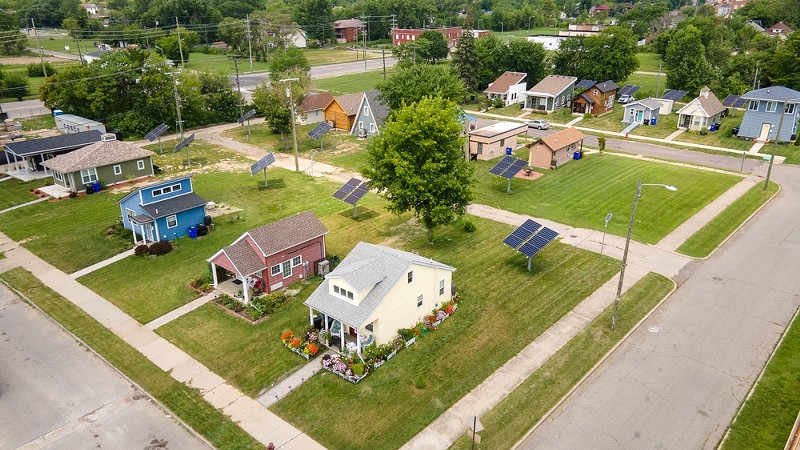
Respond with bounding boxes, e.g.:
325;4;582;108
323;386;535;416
0;197;48;215
70;249;134;279
402;265;651;450
565;116;583;127
258;349;335;408
749;141;765;154
0;232;324;450
145;291;216;330
664;129;684;141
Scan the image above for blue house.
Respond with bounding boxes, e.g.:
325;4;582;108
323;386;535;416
738;86;800;143
118;176;207;245
350;90;390;139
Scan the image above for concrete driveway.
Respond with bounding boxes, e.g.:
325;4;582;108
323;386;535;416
0;284;208;449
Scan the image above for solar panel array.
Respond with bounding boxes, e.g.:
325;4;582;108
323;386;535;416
575;79;596;90
307;122;333;139
503;220;559;259
661;89;688;101
618;84;641;97
489;155;528;179
237;108;257;124
144;123;169;142
332;178;370;205
173;133;195;153
722;94;747;108
249;152;276;176
344;182;369;205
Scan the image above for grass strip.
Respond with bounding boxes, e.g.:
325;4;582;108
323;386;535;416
677;181;778;258
722;305;800;450
0;268;262;450
449;272;673;449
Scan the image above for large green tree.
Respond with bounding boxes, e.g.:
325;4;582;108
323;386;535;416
362;97;475;242
268;46;310;74
553;27;638;82
664;25;714;93
502;40;548;86
376;64;466;109
416;30;449;63
452;26;480;94
293;0;331;42
251;71;307;148
767;32;800;90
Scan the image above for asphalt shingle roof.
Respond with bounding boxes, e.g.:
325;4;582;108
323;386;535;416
141;192;207;219
304;242;455;327
629;98;663;110
40;140;154;173
536;127;586;151
223;239;266;278
741;86;800;102
595;80;618;93
334;19;363;29
4;130;102;157
333;92;364;116
246;210;328;257
299;92;334;113
525;75;577;96
364;89;390;127
484;71;527;94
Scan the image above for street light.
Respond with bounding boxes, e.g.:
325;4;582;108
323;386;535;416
279;77;301;172
601;212;613;255
611;180;677;330
499;21;504;34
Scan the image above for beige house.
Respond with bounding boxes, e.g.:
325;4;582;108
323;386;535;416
304;242;456;354
528;127;586;169
677;87;726;131
468;121;528;160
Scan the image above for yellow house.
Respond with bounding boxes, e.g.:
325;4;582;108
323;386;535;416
304;242;456;354
468;121;529;160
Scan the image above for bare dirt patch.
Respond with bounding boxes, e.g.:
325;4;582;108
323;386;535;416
0;56;67;65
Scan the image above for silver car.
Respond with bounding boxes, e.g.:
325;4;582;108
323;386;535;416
528;119;550;130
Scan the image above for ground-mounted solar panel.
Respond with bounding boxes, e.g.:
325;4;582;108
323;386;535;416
502;219;542;249
308;122;333;139
343;182;369;205
174;133;195;153
518;227;559;257
732;97;748;108
626;85;641;96
662;89;688;101
145;123;168;142
503;158;528;178
722;94;740;107
575;79;596;90
489;155;515;176
237;108;257;124
250;152;276;176
332;177;362;200
618;84;633;96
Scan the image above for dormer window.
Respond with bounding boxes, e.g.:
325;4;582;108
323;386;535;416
333;284;354;300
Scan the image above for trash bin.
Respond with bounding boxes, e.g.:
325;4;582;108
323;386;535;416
85;184;94;195
651;118;657;126
92;181;101;192
505;147;513;155
573;151;582;160
188;226;198;239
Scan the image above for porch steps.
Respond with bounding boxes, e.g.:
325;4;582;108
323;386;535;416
0;197;48;215
257;349;335;407
622;122;639;135
70;248;135;279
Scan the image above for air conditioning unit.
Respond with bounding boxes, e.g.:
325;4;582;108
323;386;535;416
357;128;367;139
316;260;330;277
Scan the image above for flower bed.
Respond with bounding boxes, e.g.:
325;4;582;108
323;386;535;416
281;327;325;360
214;291;292;322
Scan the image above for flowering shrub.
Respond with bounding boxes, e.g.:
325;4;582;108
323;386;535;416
289;338;302;349
281;328;325;360
281;330;294;342
322;353;368;383
304;342;319;356
444;304;455;314
436;310;448;321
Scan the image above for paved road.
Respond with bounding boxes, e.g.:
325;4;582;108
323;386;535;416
517;158;800;448
0;99;51;119
238;56;397;89
0;284;207;449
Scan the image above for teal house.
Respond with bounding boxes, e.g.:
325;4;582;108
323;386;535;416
118;176;207;244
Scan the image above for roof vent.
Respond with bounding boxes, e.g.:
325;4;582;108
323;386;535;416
101;133;117;142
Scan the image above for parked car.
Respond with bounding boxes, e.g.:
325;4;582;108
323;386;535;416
528;119;550;130
618;94;633;104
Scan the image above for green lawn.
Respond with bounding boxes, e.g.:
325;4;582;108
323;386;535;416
486;103;527;118
147;141;254;175
0;268;262;449
621;72;661;97
494;27;562;38
677;181;779;257
722;309;800;450
312;69;393;95
630;112;678;139
473;154;741;244
20;114;56;131
674;117;755;151
0;178;40;209
635;53;664;73
759;143;800;165
272;217;619;450
575;107;626;133
450;272;674;449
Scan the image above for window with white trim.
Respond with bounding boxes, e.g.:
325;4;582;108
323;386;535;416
439;279;445;295
358;121;364;131
292;255;302;266
364;106;370;116
766;101;777;113
152;183;182;197
271;264;281;276
282;260;292;278
417;294;423;307
137;160;145;170
407;271;413;283
126;208;135;220
80;168;98;184
113;164;122;175
786;103;796;114
370;123;377;133
333;284;354;300
166;215;177;228
748;100;759;111
54;171;63;181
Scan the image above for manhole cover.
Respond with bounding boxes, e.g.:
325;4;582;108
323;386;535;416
648;326;661;333
713;276;723;281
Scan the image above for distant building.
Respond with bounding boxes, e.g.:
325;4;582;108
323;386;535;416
81;3;98;15
559;24;609;37
484;71;528;107
763;22;794;39
334;19;363;43
527;35;567;51
391;28;491;48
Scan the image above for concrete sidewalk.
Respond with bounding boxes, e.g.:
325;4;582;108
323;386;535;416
0;232;324;450
70;249;135;279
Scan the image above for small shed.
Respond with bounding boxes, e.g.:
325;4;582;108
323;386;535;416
528;127;586;169
468;121;528;160
623;98;662;125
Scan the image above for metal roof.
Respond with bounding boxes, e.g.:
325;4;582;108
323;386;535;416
4;130;102;157
140;192;207;219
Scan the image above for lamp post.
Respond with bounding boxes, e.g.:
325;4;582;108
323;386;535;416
601;212;613;255
611;180;677;330
499;21;504;34
279;77;301;172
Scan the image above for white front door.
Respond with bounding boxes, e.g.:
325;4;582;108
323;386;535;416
759;123;771;141
145;225;154;242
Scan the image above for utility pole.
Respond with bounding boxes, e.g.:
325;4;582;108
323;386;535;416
362;15;367;69
655;59;662;98
752;64;760;91
175;17;185;69
246;15;253;72
232;56;244;121
31;18;48;77
280;78;301;172
382;47;386;79
74;33;83;65
168;60;184;140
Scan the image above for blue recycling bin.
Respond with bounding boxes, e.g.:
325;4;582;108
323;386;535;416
189;226;198;239
505;147;513;155
651;118;657;126
92;181;101;192
573;151;582;160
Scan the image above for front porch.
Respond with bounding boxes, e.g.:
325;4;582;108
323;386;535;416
5;167;51;181
308;308;376;355
38;183;72;199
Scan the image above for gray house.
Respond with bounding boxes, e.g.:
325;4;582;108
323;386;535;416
738;86;800;143
676;87;726;131
350;90;390;139
523;75;578;113
623;98;662;125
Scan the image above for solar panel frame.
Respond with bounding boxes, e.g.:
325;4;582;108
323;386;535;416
307;122;333;139
144;123;168;141
489;155;516;176
173;133;195;153
518;227;559;257
618;84;633;96
249;152;276;176
662;89;688;101
502;158;528;178
503;219;542;249
732;97;747;108
575;79;596;90
722;94;740;107
332;178;362;200
343;182;369;205
626;85;641;96
237;108;257;124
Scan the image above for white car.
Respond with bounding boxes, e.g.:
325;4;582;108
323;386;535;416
527;119;550;130
618;95;633;104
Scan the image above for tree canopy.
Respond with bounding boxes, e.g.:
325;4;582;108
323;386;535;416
361;96;474;242
376;64;466;109
553;27;639;82
452;26;480;93
416;30;449;63
664;25;713;93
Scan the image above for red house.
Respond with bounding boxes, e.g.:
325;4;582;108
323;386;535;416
392;27;463;48
334;19;363;43
208;211;329;304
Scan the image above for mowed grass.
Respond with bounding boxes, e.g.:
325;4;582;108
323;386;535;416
473;154;741;244
578;107;626;132
312;69;393;95
630;112;679;139
636;53;664;73
722;309;800;450
677;181;779;257
0;268;262;449
78;168;404;323
20;113;56;131
450;272;674;449
272;217;620;450
0;178;40;209
621;72;661;96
